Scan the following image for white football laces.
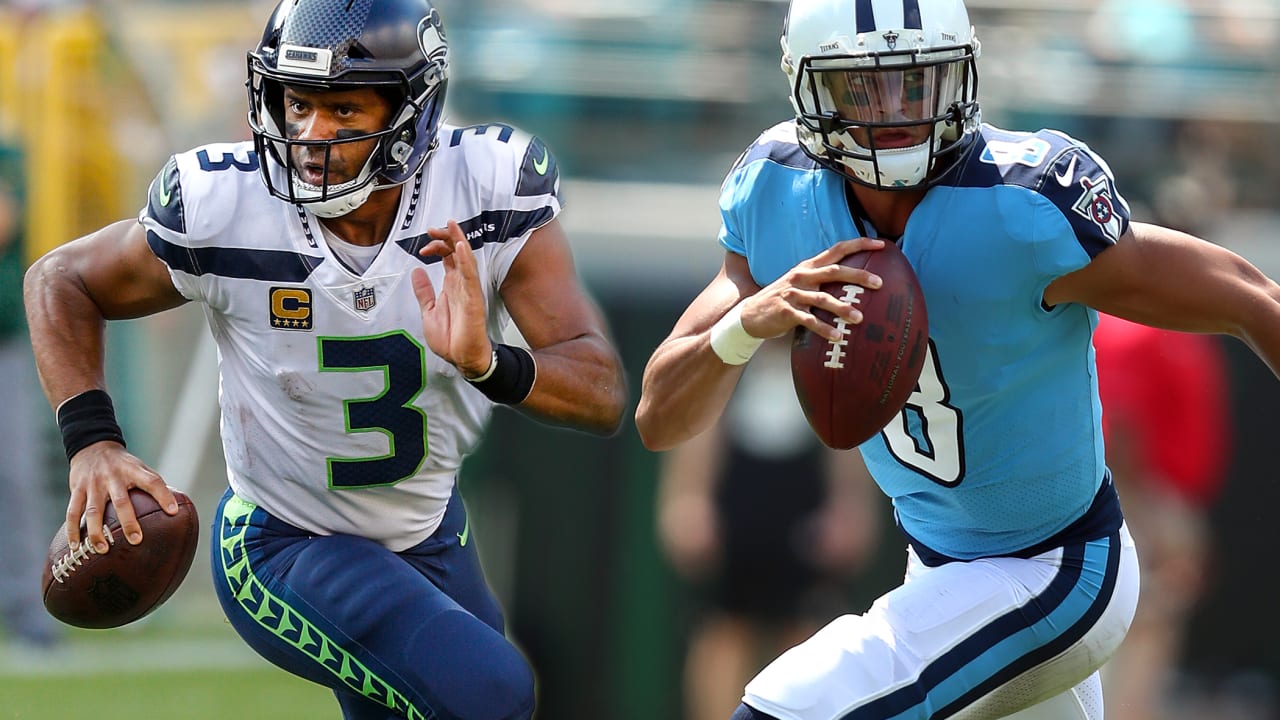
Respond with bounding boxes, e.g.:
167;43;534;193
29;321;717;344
50;526;115;584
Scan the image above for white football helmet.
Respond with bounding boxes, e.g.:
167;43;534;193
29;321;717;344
781;0;981;190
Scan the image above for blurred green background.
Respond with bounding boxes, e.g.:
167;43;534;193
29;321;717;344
2;1;1280;719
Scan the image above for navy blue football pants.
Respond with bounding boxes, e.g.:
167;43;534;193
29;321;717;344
211;486;534;720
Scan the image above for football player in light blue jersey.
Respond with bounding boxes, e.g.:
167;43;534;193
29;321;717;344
636;0;1280;718
23;1;626;718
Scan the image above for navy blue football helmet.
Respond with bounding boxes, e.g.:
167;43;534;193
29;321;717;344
247;0;449;216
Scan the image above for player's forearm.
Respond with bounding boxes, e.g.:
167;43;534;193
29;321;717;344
518;335;627;435
635;334;744;451
23;249;111;407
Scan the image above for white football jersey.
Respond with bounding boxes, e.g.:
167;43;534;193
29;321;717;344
139;123;561;550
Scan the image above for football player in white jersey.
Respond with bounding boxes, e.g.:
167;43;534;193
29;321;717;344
23;0;625;718
636;0;1280;719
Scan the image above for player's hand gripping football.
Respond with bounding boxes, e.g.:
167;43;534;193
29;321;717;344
411;220;494;378
738;237;885;342
66;441;179;554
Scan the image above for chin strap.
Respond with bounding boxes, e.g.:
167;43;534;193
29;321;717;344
291;151;382;218
305;180;378;218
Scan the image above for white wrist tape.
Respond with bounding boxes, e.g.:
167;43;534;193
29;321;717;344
709;301;764;365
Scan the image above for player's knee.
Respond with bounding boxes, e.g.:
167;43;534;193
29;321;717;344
443;643;533;720
745;613;898;712
411;609;534;720
480;648;535;720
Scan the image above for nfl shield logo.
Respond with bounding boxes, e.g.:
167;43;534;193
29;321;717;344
354;286;376;312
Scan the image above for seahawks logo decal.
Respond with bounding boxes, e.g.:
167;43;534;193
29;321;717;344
418;9;448;70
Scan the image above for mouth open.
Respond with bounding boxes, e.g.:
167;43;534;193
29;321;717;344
297;163;327;186
871;130;924;150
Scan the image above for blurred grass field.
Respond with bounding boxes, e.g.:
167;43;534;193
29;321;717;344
0;578;337;720
1;666;335;720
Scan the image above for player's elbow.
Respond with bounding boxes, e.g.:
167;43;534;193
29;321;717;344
586;379;629;437
635;426;672;453
634;398;680;452
567;353;628;437
24;247;60;295
23;246;80;317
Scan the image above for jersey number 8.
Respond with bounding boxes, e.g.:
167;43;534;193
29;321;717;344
882;341;964;486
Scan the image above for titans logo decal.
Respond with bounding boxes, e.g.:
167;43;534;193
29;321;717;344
1072;175;1123;242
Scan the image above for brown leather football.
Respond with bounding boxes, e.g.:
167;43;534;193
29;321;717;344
41;488;199;629
791;242;929;449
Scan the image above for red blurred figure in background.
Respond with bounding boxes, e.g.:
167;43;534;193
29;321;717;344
1094;313;1232;720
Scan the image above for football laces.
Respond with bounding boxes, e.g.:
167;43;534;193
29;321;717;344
50;526;115;583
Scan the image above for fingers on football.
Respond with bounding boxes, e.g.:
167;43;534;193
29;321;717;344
143;479;180;516
793;310;843;342
98;473;161;548
822;236;884;260
803;261;882;290
65;490;87;549
802;288;864;323
108;486;143;546
791;293;860;342
79;488;111;554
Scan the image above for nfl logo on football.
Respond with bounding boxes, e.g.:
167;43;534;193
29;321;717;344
354;286;376;312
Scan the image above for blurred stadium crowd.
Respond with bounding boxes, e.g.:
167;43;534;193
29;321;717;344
1;1;1278;719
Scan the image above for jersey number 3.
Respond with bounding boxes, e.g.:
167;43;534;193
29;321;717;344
882;341;965;486
319;331;429;489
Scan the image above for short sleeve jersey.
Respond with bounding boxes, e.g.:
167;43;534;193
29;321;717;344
140;123;561;551
719;121;1131;559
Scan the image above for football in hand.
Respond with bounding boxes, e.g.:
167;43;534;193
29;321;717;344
42;488;199;629
791;242;929;449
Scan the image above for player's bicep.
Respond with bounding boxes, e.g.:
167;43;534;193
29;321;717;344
70;219;187;320
1045;222;1270;334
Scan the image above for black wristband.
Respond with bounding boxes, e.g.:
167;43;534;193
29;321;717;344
466;343;536;405
57;389;126;462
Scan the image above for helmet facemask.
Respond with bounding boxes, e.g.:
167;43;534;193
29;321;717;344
247;72;441;218
789;46;978;190
245;0;450;217
781;0;982;192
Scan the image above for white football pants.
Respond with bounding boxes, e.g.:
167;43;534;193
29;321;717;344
742;525;1139;719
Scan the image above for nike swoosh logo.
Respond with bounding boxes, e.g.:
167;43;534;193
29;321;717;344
457;516;470;547
532;146;549;176
1055;154;1078;187
158;178;173;207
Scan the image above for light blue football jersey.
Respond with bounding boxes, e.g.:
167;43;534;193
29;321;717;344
719;121;1131;560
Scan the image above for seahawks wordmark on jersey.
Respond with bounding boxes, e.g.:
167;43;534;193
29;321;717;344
141;123;560;551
